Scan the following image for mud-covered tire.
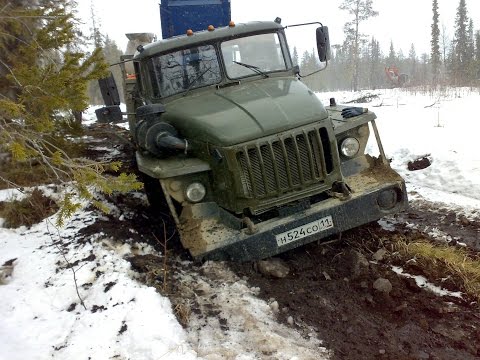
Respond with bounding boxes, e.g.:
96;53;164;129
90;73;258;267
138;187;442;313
141;173;167;210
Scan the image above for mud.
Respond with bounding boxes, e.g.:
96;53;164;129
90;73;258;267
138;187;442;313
82;188;480;359
407;156;432;171
80;122;480;359
401;197;480;250
230;221;480;360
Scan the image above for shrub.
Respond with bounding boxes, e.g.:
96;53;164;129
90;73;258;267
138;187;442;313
0;188;59;228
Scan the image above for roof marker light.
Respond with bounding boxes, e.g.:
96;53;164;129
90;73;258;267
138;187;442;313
229;21;235;27
186;29;194;36
208;25;215;31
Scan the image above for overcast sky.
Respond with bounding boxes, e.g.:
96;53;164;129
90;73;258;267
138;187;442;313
77;0;480;58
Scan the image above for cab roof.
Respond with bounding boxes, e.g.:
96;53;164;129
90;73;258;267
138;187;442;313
134;21;284;60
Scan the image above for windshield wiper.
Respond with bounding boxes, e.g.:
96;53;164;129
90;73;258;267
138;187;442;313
233;61;269;78
183;66;212;96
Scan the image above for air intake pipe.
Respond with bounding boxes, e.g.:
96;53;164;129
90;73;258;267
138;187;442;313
134;104;188;157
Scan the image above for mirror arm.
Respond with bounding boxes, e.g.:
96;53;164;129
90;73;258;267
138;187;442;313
298;60;328;79
283;21;324;29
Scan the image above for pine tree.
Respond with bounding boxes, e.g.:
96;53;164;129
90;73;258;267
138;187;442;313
420;53;429;85
466;18;476;79
87;0;106;104
340;0;378;91
300;49;322;91
452;0;469;83
475;30;480;79
408;43;417;84
440;23;449;74
326;44;350;90
0;0;141;224
387;41;396;65
89;1;104;48
368;37;381;89
292;46;299;66
103;36;125;102
431;0;441;86
476;31;480;61
467;19;474;60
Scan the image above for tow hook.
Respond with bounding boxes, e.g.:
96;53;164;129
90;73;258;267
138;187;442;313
329;181;352;201
243;216;257;235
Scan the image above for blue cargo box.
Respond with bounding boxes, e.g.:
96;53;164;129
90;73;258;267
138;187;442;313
160;0;231;39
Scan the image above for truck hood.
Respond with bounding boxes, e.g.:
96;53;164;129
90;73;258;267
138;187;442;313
164;78;329;146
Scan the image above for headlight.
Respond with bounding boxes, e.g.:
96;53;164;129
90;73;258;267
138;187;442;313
185;182;206;203
340;137;360;158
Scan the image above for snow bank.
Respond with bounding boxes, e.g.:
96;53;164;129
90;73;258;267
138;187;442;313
0;202;329;359
0;209;196;360
318;87;480;217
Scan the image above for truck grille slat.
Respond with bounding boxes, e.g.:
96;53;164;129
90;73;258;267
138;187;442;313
237;127;332;198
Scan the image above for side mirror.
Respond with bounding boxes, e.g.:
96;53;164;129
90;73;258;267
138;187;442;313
316;26;331;62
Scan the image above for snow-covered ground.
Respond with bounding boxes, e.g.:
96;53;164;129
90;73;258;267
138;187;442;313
318;87;480;219
0;204;328;359
1;87;480;359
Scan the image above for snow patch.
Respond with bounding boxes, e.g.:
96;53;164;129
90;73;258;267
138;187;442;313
0;209;196;360
181;262;330;359
391;266;463;298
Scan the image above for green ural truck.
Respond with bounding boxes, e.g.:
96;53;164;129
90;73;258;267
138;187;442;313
97;19;408;261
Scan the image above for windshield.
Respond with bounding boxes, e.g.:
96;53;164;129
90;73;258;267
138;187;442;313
221;33;288;79
148;44;221;98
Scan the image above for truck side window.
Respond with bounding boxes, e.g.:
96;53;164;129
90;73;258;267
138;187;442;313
148;44;221;98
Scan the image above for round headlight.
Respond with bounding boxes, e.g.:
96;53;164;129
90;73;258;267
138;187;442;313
185;182;206;203
340;137;360;158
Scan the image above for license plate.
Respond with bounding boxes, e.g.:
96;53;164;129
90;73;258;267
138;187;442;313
275;215;334;247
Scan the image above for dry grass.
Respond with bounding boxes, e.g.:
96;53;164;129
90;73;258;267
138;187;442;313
0;162;58;190
173;301;192;327
394;238;480;301
0;188;59;228
0;132;85;191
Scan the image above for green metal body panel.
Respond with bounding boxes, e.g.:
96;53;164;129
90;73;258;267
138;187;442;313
162;77;328;146
180;163;408;261
136;152;211;179
328;106;377;134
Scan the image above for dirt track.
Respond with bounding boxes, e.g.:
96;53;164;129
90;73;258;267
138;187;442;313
83;123;480;359
230;214;480;360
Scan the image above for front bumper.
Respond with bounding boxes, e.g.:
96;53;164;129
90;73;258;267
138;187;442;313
179;168;408;262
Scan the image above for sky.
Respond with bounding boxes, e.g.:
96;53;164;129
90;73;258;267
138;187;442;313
77;0;480;58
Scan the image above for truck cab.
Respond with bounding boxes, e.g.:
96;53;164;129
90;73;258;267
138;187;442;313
99;18;407;261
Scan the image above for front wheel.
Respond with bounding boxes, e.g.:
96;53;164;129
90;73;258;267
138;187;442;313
140;173;166;210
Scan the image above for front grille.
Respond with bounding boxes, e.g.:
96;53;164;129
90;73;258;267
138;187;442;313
236;127;333;198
